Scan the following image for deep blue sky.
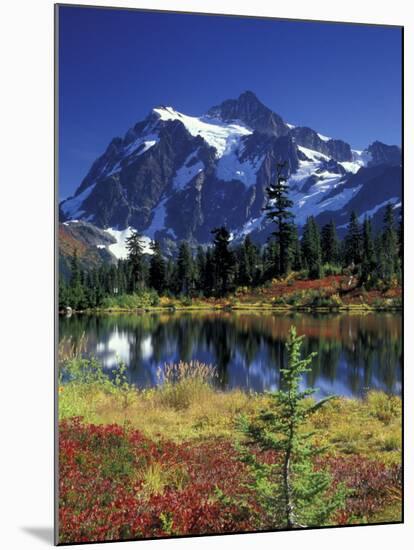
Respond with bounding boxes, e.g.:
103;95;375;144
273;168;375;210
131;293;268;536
58;5;402;199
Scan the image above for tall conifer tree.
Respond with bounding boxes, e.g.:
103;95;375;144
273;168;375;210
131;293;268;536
177;241;194;295
211;226;235;296
321;220;340;265
381;203;400;285
149;241;167;293
264;162;294;277
361;217;376;285
344;211;362;267
125;231;145;291
302;216;322;279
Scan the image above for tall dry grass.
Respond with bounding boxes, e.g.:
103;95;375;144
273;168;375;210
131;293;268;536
155;360;218;410
58;333;87;364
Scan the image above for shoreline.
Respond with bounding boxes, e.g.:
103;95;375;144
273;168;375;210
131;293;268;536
60;303;402;315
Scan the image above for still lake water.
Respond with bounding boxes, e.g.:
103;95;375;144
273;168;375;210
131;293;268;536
59;311;402;398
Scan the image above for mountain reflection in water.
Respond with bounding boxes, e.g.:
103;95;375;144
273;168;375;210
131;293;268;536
59;311;402;398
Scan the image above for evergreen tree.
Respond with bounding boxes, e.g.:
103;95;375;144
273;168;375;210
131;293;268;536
58;279;68;310
165;258;176;294
381;203;400;286
361;217;376;286
291;225;302;272
177;241;194;295
149;241;167;293
125;231;145;291
94;268;105;306
344;211;362;267
237;235;259;286
321;220;340;265
301;216;322;279
264;162;295;277
195;246;207;294
397;216;403;262
374;234;386;284
263;239;279;281
116;260;128;295
237;327;345;529
204;248;216;297
68;248;87;309
69;247;81;288
105;265;118;294
211;226;235;296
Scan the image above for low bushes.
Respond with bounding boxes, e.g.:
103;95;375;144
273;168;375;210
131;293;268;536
58;356;402;542
59;419;256;543
366;392;401;424
317;455;401;523
59;357;402;461
272;289;343;309
59;356;255;440
59;418;402;543
101;289;160;310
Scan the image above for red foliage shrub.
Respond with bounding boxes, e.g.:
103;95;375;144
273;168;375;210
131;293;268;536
58;418;257;543
59;419;402;543
315;455;402;524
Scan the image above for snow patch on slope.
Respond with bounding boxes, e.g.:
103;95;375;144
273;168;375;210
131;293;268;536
317;132;331;142
357;197;400;222
105;227;153;259
237;216;266;238
106;135;159;177
286;146;359;225
173;152;204;190
124;134;158;156
216;140;263;187
297;145;330;162
153;106;252;157
290;174;348;225
337;197;400;229
146;198;168;238
61;184;96;218
317;185;363;212
289;153;329;192
339;150;372;174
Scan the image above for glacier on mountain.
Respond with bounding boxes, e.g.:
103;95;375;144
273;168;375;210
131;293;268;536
59;92;402;250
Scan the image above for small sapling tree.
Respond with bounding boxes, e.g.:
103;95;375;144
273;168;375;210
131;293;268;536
237;326;345;529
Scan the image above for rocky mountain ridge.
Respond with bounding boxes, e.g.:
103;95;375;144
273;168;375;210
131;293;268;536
60;91;402;258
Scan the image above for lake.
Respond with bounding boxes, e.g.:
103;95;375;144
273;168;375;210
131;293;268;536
59;311;402;398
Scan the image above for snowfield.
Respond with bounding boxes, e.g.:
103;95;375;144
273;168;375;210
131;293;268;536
173;151;204;190
61;184;96;219
60;100;400;249
216;145;262;187
339;150;372;174
153;106;252;157
105;227;153;259
146;198;168;239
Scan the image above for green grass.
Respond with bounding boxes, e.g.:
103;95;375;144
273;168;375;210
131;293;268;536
101;289;160;310
58;357;401;464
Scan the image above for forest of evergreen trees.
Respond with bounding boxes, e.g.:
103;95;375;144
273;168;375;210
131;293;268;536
59;164;402;310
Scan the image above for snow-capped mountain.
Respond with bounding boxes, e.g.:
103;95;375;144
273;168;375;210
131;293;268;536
60;91;402;257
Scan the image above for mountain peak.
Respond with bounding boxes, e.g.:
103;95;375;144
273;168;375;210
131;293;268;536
60;93;401;250
207;91;288;137
207;91;265;119
367;141;401;167
237;89;262;103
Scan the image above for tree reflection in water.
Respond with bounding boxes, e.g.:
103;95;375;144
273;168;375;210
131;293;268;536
59;312;402;398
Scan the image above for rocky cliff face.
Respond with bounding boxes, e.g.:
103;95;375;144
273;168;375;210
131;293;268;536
207;90;289;137
367;141;402;167
60;91;402;254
